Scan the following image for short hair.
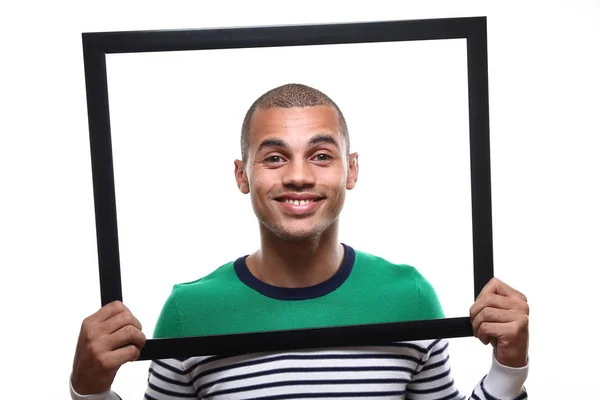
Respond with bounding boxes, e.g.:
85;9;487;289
241;83;349;163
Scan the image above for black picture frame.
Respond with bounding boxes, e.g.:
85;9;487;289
82;16;493;361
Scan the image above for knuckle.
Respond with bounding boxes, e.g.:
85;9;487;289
105;301;124;315
479;323;489;336
483;293;495;305
97;354;113;371
129;345;141;360
124;324;139;337
81;317;94;332
482;307;494;319
118;310;133;325
511;323;521;338
83;325;98;342
469;305;477;318
135;317;143;331
88;342;102;360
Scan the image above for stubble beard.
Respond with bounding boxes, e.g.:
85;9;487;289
259;213;338;244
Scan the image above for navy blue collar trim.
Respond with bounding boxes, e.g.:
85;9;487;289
234;244;355;301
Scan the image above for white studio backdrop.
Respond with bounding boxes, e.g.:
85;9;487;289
107;38;473;341
1;1;599;399
105;39;475;398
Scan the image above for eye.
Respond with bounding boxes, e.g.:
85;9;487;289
313;153;332;162
265;155;285;164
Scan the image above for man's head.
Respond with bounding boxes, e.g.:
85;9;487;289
234;83;359;243
240;84;350;165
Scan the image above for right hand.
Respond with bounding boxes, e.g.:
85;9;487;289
71;301;146;395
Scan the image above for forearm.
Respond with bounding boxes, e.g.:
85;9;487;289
408;340;528;400
69;377;122;400
469;355;528;399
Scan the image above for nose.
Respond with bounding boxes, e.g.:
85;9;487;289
282;158;316;188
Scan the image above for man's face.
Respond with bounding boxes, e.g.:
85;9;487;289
235;105;358;242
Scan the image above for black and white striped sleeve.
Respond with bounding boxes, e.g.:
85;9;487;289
406;339;528;400
406;339;465;400
144;359;198;400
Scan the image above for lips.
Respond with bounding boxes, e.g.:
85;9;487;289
281;198;318;205
274;193;324;202
274;194;324;215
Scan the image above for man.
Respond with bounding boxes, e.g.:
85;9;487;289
71;84;529;399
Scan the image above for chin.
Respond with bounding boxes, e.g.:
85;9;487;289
277;230;321;243
264;220;333;243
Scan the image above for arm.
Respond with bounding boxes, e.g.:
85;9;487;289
468;277;530;398
406;339;528;400
70;290;198;400
144;359;197;399
141;288;198;399
408;275;529;399
70;301;145;400
70;359;198;400
69;380;122;400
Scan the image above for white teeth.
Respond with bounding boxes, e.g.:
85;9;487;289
284;199;312;205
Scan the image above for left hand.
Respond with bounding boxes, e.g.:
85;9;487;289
470;277;529;367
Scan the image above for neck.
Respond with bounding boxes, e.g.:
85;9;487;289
247;222;344;288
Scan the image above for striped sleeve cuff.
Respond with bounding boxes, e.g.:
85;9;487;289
69;376;121;400
481;354;528;399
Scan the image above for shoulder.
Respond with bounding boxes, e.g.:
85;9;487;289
353;248;426;283
172;260;238;296
152;260;238;338
351;247;445;319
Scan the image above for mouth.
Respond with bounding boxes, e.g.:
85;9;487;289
274;193;324;202
274;195;325;215
278;198;320;206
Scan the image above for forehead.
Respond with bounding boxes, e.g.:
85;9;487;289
247;106;342;147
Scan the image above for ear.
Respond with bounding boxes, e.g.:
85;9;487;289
346;152;359;190
234;159;250;194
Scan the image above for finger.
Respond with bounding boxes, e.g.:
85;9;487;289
100;310;143;335
470;293;529;321
99;343;143;371
475;321;506;345
84;301;130;326
113;343;143;363
105;325;147;352
477;278;527;302
475;319;527;346
472;307;518;336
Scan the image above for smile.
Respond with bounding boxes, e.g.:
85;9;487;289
282;199;315;205
274;195;324;215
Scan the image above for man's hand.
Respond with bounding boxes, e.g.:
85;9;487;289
71;301;146;395
469;278;529;368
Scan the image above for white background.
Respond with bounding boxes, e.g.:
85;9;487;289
1;1;598;399
108;38;473;338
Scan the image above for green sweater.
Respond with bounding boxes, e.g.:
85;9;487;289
153;244;444;339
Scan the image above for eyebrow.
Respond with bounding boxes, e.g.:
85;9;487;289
257;134;340;153
257;138;287;153
309;134;339;148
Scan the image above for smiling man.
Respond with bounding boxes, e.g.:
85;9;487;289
71;84;529;400
236;100;356;290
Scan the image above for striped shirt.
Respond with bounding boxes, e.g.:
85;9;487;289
142;339;528;399
69;245;528;399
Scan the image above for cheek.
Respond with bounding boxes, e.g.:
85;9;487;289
319;173;347;203
249;177;274;204
320;169;347;190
